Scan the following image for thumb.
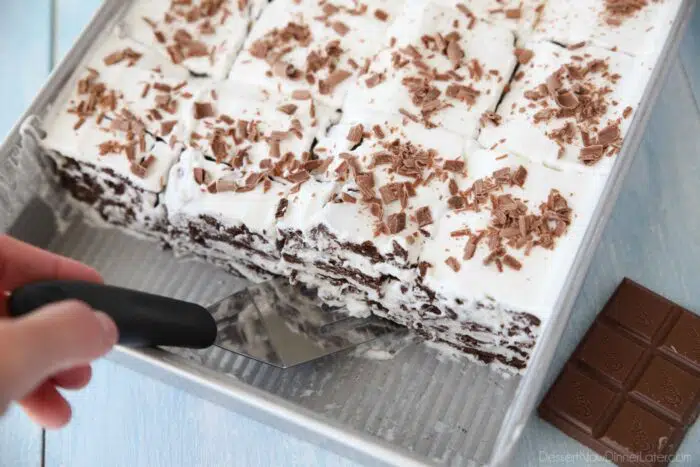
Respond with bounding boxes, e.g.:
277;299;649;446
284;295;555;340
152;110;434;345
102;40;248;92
0;300;118;403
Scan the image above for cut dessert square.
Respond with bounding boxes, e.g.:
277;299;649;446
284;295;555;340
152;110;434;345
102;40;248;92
68;31;190;77
40;33;191;236
164;147;290;280
229;0;405;107
276;113;472;313
180;80;339;173
105;70;199;146
431;0;548;42
44;31;196;146
343;1;517;138
46;129;179;235
118;0;258;79
534;0;684;58
164;81;339;279
478;40;646;173
383;148;607;370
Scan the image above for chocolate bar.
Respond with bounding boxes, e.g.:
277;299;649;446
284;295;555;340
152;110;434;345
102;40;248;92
539;278;700;467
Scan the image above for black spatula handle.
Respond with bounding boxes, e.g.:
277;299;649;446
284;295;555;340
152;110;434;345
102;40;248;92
7;280;217;349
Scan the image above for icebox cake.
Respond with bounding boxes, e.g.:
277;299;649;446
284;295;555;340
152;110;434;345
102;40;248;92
38;0;684;373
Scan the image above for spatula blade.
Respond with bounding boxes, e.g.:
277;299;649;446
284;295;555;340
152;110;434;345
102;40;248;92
207;278;398;368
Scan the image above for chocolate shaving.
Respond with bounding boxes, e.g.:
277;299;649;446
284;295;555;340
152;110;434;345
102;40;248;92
448;178;459;196
374;9;389;21
98;140;122;156
379;182;402;204
503;254;522;271
194;102;215;119
103;50;125;66
368;201;383;219
416;206;433;227
130;162;148;178
292;90;312;100
331;21;349;36
514;48;534;65
287;170;310;184
193;167;206;184
341;193;357;203
546;73;562;95
446;40;464;69
277;103;298;115
372;124;385;139
346;124;364;145
463;233;482;260
160;120;177;136
210;179;237;193
365;73;385;88
446;83;481;106
355;172;375;193
275;199;288;218
418;261;431;278
445;256;461;272
598;124;620;145
456;4;477;29
505;7;522;19
386;212;407;234
399;108;419;122
604;0;650;24
448;195;465;210
511;165;528;187
480;111;502;127
319;69;352;95
556;90;579;109
579;144;604;165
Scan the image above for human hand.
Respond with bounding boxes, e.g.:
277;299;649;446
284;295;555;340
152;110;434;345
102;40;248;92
0;235;118;429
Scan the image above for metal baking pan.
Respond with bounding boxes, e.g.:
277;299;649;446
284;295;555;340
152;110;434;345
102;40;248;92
0;1;693;465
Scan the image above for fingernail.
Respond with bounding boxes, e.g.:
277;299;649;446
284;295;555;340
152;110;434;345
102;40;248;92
95;311;119;346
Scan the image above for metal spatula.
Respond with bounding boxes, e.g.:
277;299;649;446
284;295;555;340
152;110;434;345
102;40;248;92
7;278;397;367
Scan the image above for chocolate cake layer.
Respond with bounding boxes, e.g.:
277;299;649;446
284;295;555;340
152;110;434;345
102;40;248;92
49;153;167;237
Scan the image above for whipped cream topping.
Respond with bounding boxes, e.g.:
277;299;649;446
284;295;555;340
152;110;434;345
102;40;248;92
229;0;405;107
43;112;179;193
534;0;683;58
478;40;647;173
278;114;471;284
431;0;547;42
343;1;517;138
42;31;189;192
165;147;286;238
416;148;607;320
181;80;339;186
80;32;190;77
120;0;255;79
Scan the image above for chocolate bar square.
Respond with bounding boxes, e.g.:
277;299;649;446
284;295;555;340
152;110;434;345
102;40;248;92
539;278;700;467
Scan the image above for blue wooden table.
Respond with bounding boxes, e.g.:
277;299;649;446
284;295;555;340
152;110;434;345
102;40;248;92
1;1;699;466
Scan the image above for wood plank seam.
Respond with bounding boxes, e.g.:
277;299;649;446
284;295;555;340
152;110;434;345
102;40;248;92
49;0;57;70
680;61;700;116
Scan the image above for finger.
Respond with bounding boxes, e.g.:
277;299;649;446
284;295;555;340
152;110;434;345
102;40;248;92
0;301;118;402
52;366;92;390
19;381;72;429
0;235;103;316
